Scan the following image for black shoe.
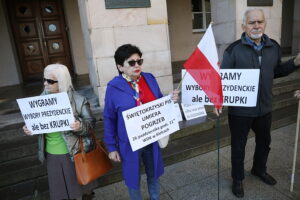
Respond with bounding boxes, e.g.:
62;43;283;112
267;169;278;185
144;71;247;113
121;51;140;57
251;170;277;185
232;180;244;198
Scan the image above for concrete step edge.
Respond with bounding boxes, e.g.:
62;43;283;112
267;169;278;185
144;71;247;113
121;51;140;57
0;106;297;192
0;99;297;165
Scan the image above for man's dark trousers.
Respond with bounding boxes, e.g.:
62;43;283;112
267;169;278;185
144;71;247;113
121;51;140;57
228;112;272;180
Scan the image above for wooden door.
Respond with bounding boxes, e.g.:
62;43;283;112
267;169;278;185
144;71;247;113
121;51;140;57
7;0;73;82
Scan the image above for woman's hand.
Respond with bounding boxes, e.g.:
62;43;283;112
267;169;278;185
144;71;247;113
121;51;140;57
294;90;300;99
108;151;121;162
213;107;223;117
22;125;33;136
70;120;81;131
171;89;180;103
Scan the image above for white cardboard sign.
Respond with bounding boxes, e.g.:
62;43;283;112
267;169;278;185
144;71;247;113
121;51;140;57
182;69;260;107
17;92;75;134
173;103;183;122
181;104;207;120
122;95;179;151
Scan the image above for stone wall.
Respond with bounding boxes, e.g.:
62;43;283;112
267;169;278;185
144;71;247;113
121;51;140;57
78;0;173;107
0;2;21;86
166;0;204;62
212;0;283;61
236;0;283;43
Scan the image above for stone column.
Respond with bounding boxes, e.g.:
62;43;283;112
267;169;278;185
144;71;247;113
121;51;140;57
211;0;237;61
212;0;283;61
235;0;283;43
77;0;173;107
77;0;99;95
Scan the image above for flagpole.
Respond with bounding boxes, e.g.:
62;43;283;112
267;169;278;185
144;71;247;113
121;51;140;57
176;70;188;91
290;100;300;192
216;111;221;200
182;21;222;199
210;21;220;199
211;21;220;199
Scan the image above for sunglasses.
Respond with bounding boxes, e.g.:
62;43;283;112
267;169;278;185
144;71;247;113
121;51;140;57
127;59;143;67
43;78;58;85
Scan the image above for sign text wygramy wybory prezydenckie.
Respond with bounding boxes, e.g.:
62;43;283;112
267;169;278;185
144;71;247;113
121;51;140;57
23;97;72;130
23;97;59;119
185;72;255;103
17;93;75;134
182;69;260;107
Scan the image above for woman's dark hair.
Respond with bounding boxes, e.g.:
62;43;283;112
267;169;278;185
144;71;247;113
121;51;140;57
114;44;142;74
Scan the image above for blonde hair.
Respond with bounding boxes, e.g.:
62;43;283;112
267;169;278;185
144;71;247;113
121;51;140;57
44;64;73;92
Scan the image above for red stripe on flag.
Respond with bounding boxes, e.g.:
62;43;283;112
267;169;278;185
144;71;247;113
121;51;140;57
184;48;223;109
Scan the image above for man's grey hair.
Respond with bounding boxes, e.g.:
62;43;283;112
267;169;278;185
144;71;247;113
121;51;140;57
44;64;73;92
242;8;265;25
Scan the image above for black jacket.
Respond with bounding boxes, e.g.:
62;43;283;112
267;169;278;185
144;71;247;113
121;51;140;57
221;33;297;117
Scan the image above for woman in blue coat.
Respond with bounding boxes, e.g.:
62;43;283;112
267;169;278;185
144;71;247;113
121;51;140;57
104;44;178;200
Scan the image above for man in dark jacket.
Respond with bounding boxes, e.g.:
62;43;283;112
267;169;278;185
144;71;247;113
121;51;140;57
216;8;300;198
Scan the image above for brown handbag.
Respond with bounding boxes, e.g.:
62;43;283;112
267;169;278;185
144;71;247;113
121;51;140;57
74;129;113;185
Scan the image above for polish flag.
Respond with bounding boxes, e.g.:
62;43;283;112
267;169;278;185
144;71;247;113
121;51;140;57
183;24;223;109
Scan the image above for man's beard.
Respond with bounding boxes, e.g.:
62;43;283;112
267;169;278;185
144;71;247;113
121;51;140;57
250;29;263;40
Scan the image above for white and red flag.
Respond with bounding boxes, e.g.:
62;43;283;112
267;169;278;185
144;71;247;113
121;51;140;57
183;24;223;109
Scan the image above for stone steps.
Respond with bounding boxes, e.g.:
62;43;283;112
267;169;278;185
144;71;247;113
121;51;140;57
0;102;297;199
0;87;297;166
1;74;299;139
0;103;296;200
0;176;48;200
0;67;299;199
0;121;105;164
0;156;46;188
0;137;37;163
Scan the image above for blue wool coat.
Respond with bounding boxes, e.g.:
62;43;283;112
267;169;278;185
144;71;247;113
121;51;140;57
103;72;164;189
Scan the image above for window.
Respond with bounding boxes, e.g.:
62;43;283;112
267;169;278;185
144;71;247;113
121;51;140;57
191;0;211;32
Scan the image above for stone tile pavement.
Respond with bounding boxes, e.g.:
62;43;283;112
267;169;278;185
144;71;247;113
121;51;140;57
93;123;300;200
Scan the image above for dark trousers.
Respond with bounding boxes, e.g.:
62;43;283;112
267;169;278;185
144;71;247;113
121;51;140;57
228;112;272;181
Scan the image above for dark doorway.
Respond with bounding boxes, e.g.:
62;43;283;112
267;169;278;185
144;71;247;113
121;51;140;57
281;0;294;55
6;0;73;82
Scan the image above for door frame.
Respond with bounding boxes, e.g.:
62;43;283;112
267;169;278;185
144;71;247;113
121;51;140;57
5;0;74;83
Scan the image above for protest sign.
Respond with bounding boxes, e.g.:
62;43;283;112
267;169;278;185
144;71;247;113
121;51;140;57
181;104;207;120
182;69;260;107
174;103;183;122
122;95;179;151
17;92;75;134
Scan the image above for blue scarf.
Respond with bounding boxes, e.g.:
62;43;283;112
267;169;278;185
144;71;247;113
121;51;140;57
245;35;265;51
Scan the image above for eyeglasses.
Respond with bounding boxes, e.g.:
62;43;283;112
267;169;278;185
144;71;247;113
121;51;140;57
43;78;58;85
247;20;264;26
127;59;143;67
